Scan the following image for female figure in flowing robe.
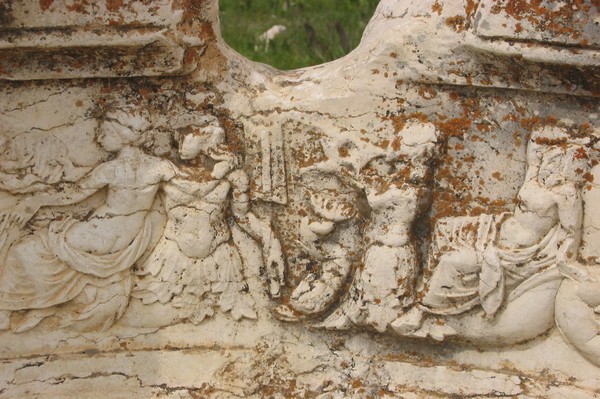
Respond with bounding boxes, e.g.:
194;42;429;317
0;108;176;332
392;126;592;335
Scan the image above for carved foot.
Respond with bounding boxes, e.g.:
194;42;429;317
425;321;458;342
272;304;305;322
289;278;336;315
392;309;457;341
391;307;424;335
317;307;353;330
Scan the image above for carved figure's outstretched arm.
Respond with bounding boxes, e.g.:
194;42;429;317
0;171;54;194
9;162;112;225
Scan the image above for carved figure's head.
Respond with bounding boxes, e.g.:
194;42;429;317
98;108;151;152
177;115;225;160
531;125;592;188
538;144;592;188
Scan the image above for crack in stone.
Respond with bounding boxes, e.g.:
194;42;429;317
1;87;71;114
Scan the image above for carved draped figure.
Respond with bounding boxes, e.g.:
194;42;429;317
132;173;258;322
0;214;155;311
421;214;559;317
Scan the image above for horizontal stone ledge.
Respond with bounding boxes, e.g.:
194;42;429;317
0;348;595;398
0;0;181;31
0;27;202;80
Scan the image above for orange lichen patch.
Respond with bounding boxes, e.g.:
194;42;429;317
39;0;54;11
515;22;523;33
106;0;124;12
436;167;453;180
466;0;480;20
184;47;201;66
75;100;83;107
459;97;482;119
445;15;466;32
351;379;363;389
492;171;503;181
432;0;443;15
575;147;589;160
371;68;381;75
470;206;486;216
459;221;479;236
476;122;492;133
338;146;350;158
454;143;465;151
390;137;401;152
387;112;428;134
503;113;520;123
66;2;87;13
418;86;437;99
173;0;209;24
442;0;480;31
491;0;592;41
583;172;595;183
200;21;217;41
476;196;508;209
390;52;398;58
519;115;557;132
436;117;472;138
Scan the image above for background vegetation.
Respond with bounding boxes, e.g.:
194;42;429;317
220;0;380;70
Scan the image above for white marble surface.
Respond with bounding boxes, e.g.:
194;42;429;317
0;0;599;397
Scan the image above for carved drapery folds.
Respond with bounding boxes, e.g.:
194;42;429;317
1;0;599;397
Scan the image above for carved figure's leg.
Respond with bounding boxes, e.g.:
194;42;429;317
360;243;417;332
322;243;417;332
420;247;481;315
392;247;480;336
556;276;600;367
66;274;133;332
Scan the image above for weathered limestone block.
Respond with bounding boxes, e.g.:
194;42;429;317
0;0;599;398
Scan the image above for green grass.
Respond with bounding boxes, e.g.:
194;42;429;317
219;0;380;70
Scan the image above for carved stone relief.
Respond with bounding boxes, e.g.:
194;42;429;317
1;0;600;398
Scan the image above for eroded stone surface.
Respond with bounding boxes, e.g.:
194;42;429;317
1;0;600;397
